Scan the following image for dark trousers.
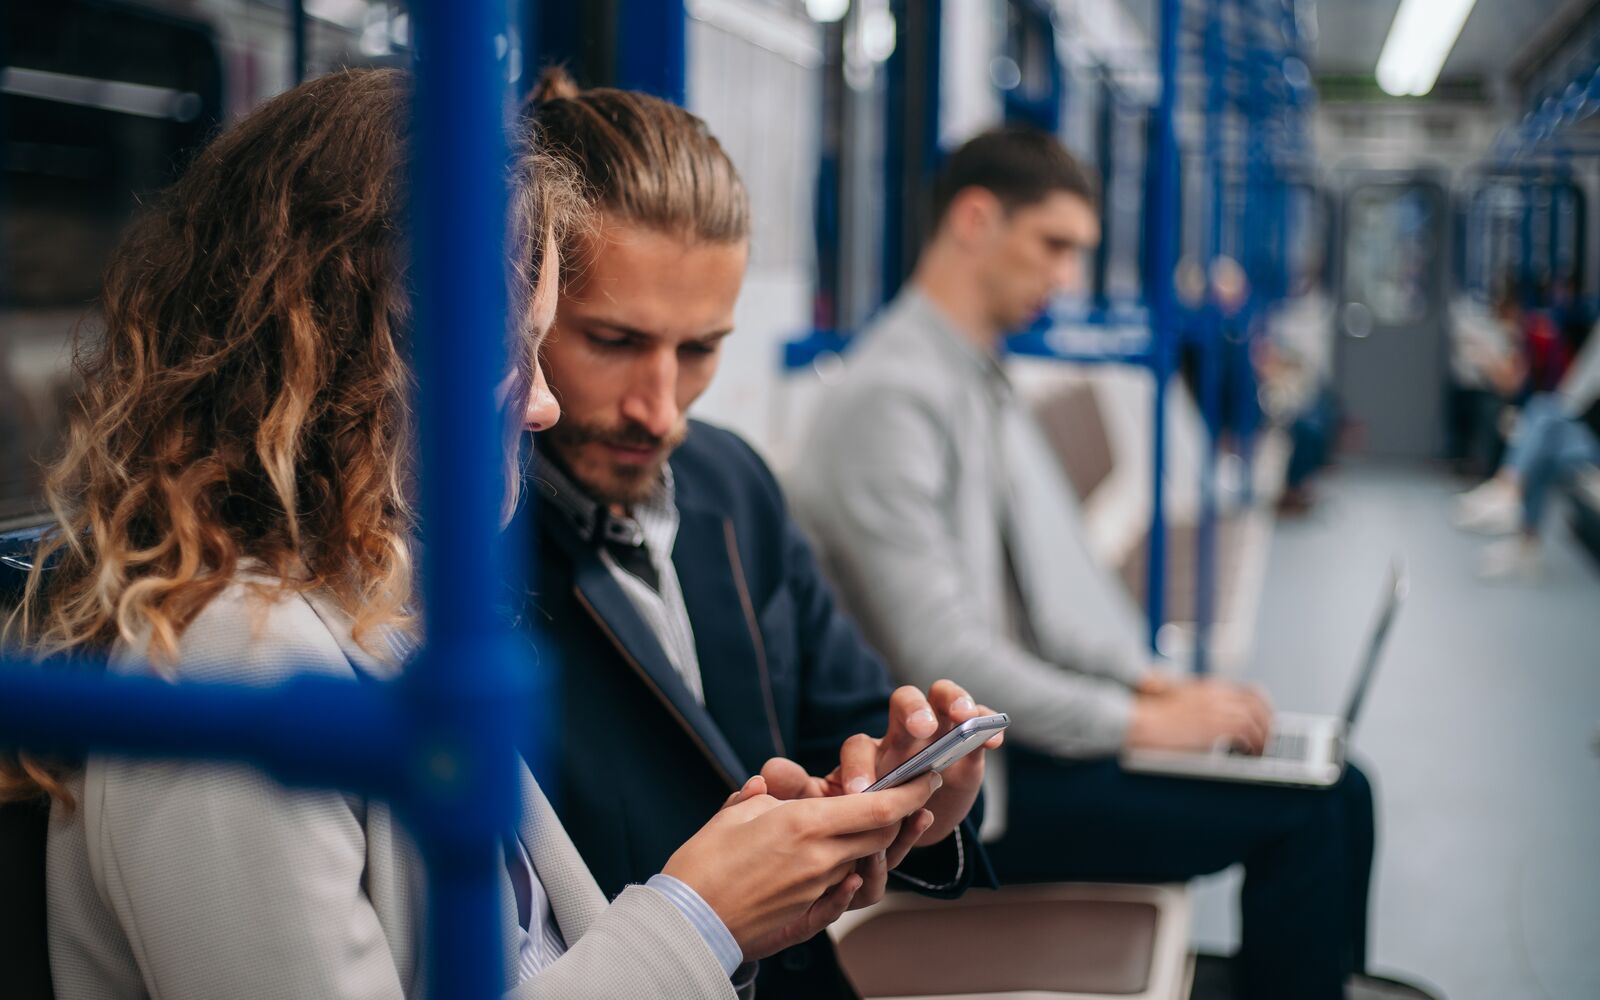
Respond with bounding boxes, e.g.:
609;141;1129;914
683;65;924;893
1287;385;1342;489
1448;386;1507;479
988;751;1374;1000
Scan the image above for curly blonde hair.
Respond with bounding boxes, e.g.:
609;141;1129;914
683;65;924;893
2;68;583;803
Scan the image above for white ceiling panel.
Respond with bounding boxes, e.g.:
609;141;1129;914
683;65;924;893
1110;0;1582;83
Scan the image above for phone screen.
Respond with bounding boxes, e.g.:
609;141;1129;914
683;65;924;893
863;713;1009;792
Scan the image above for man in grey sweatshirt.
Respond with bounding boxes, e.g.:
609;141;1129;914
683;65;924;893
791;126;1377;1000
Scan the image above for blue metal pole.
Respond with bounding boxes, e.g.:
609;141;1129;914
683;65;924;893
1520;178;1536;300
1144;0;1183;652
1229;0;1268;495
409;1;528;996
291;0;308;85
1194;0;1227;675
0;8;531;998
616;0;688;105
1548;183;1563;282
1468;188;1484;296
882;0;943;304
0;667;406;795
1092;73;1116;309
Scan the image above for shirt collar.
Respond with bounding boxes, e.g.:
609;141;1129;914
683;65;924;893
531;450;676;548
902;286;1014;392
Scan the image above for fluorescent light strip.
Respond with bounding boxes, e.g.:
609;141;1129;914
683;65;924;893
0;66;201;122
1374;0;1478;97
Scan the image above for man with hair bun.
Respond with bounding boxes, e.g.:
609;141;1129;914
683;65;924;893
515;68;998;1000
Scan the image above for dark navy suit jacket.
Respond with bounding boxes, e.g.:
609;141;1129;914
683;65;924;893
516;420;993;1000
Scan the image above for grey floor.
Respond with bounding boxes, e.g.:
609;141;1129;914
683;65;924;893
1188;463;1600;1000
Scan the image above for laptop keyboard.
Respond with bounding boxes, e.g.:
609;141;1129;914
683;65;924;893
1227;730;1311;761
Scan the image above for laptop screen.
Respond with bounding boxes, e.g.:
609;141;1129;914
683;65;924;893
1342;559;1409;730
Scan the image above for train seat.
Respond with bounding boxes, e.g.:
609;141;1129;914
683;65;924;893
0;520;55;1000
829;881;1194;1000
0;520;47;608
1571;466;1600;567
1014;363;1287;673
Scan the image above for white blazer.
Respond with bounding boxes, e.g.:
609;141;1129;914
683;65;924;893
45;582;742;1000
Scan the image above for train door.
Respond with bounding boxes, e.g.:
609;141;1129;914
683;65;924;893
1335;175;1451;459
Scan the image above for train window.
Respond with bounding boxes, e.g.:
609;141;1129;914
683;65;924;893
1460;176;1587;305
1343;184;1439;328
0;1;416;525
2;4;224;307
2;3;225;523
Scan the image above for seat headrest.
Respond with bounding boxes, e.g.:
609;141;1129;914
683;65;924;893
0;521;52;613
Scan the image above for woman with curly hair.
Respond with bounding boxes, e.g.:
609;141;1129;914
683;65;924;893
1;68;938;999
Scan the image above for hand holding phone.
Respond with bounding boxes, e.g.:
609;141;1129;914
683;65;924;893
864;713;1010;792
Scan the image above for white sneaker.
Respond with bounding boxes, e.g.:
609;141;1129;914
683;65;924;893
1479;537;1541;581
1452;482;1521;535
1452;479;1500;516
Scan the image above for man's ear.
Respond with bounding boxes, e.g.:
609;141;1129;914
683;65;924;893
943;186;1005;249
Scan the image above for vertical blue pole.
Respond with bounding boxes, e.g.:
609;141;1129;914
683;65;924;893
1474;187;1487;296
1092;74;1116;309
882;0;942;304
291;0;307;84
1520;177;1536;301
1145;0;1182;652
1548;183;1563;282
1195;0;1226;675
617;0;688;105
409;3;528;998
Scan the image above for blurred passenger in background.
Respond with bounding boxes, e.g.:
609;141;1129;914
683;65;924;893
0;69;945;1000
1448;280;1523;478
1451;275;1578;485
1521;277;1572;395
1454;328;1600;579
793;126;1384;1000
515;69;997;1000
1259;262;1341;513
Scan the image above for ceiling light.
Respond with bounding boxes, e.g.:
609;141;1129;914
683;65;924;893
859;6;896;63
1374;0;1477;97
805;0;850;22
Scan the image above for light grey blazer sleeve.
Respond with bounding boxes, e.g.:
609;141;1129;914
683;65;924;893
46;583;739;1000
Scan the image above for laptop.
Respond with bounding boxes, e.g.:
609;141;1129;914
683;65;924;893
1120;559;1407;788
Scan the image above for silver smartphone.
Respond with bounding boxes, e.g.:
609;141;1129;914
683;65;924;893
863;713;1009;792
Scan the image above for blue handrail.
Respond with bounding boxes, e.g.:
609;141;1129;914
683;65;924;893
617;0;688;105
1144;0;1183;654
0;4;529;999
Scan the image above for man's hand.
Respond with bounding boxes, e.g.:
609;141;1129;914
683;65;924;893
662;772;943;960
760;681;1002;851
1135;670;1178;697
1125;677;1274;753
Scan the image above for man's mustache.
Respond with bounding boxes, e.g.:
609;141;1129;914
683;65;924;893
551;419;684;452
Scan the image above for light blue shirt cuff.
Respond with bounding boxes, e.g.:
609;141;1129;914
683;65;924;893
645;873;743;978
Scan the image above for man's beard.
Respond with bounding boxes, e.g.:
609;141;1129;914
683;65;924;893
541;415;688;506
